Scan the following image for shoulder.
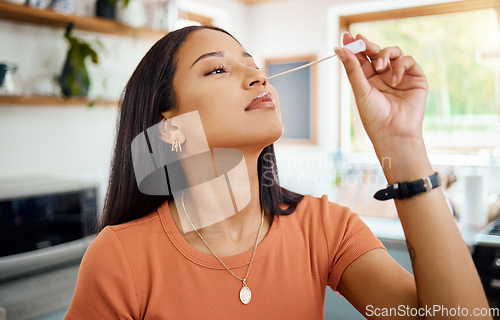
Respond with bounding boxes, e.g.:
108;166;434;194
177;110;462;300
101;209;161;242
107;208;160;234
90;208;163;260
289;194;383;260
293;194;352;214
66;218;146;319
280;194;369;251
294;194;380;243
288;194;359;228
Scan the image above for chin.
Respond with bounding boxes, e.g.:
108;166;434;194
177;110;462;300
247;122;283;148
209;123;283;150
266;122;284;143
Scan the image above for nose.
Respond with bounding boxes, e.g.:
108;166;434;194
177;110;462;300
244;68;267;89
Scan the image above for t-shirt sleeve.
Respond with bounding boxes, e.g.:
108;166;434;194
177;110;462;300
64;226;139;320
321;197;386;291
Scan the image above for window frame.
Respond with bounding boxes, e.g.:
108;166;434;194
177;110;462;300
265;54;318;145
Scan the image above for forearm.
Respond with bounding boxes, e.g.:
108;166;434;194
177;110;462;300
375;138;491;319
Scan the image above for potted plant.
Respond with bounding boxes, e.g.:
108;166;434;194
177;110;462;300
109;0;131;7
59;24;100;97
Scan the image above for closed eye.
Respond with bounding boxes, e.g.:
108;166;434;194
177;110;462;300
205;66;227;76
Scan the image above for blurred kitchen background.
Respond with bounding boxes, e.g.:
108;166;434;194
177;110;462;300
0;0;499;319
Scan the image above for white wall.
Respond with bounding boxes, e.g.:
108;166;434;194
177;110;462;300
179;0;249;44
0;20;151;191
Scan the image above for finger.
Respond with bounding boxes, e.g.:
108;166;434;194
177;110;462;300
354;34;381;58
353;34;387;72
390;55;426;87
341;33;376;79
342;31;356;44
372;46;404;73
334;47;371;101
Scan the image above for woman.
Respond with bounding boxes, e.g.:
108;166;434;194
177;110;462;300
65;26;491;319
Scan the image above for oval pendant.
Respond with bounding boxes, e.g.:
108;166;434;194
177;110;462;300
239;285;251;304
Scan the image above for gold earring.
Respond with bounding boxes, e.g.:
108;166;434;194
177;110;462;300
159;118;186;152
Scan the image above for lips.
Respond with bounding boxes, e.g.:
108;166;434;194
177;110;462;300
245;92;276;111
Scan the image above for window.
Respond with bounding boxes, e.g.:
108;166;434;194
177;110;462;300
340;0;500;153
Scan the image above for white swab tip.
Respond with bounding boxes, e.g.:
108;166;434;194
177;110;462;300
343;39;366;54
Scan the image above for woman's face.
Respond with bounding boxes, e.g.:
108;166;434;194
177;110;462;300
167;28;282;150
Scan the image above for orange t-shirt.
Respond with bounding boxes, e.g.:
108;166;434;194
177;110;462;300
65;195;385;319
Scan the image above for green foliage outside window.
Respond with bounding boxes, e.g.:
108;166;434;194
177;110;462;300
349;9;499;150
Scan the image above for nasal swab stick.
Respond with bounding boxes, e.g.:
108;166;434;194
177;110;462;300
266;39;366;80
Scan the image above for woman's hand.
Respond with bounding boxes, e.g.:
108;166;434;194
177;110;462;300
335;35;492;318
334;33;428;152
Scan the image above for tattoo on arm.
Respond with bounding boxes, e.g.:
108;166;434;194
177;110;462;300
406;240;417;267
406;240;425;318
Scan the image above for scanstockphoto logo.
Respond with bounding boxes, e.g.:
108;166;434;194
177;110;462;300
261;152;279;188
366;305;500;318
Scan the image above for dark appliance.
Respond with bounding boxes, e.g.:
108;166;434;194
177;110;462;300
473;219;500;317
0;178;98;281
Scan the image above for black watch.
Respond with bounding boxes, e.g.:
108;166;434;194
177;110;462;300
374;172;441;201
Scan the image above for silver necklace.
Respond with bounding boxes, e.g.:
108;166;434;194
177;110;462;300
180;191;264;305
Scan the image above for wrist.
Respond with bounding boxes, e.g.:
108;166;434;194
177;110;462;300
374;137;433;184
374;172;441;201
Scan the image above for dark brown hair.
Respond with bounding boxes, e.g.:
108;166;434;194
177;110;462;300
99;25;303;231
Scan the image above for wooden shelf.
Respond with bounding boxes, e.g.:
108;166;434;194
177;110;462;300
0;95;118;107
0;1;168;41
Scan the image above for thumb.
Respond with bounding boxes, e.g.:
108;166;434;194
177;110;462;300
335;47;371;102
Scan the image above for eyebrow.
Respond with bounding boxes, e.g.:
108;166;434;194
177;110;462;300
191;51;254;68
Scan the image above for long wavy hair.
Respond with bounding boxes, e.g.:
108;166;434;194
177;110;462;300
98;25;303;231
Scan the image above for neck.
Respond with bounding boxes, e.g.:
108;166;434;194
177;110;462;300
168;147;272;256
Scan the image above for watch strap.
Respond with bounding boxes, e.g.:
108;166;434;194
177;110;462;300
374;172;441;201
